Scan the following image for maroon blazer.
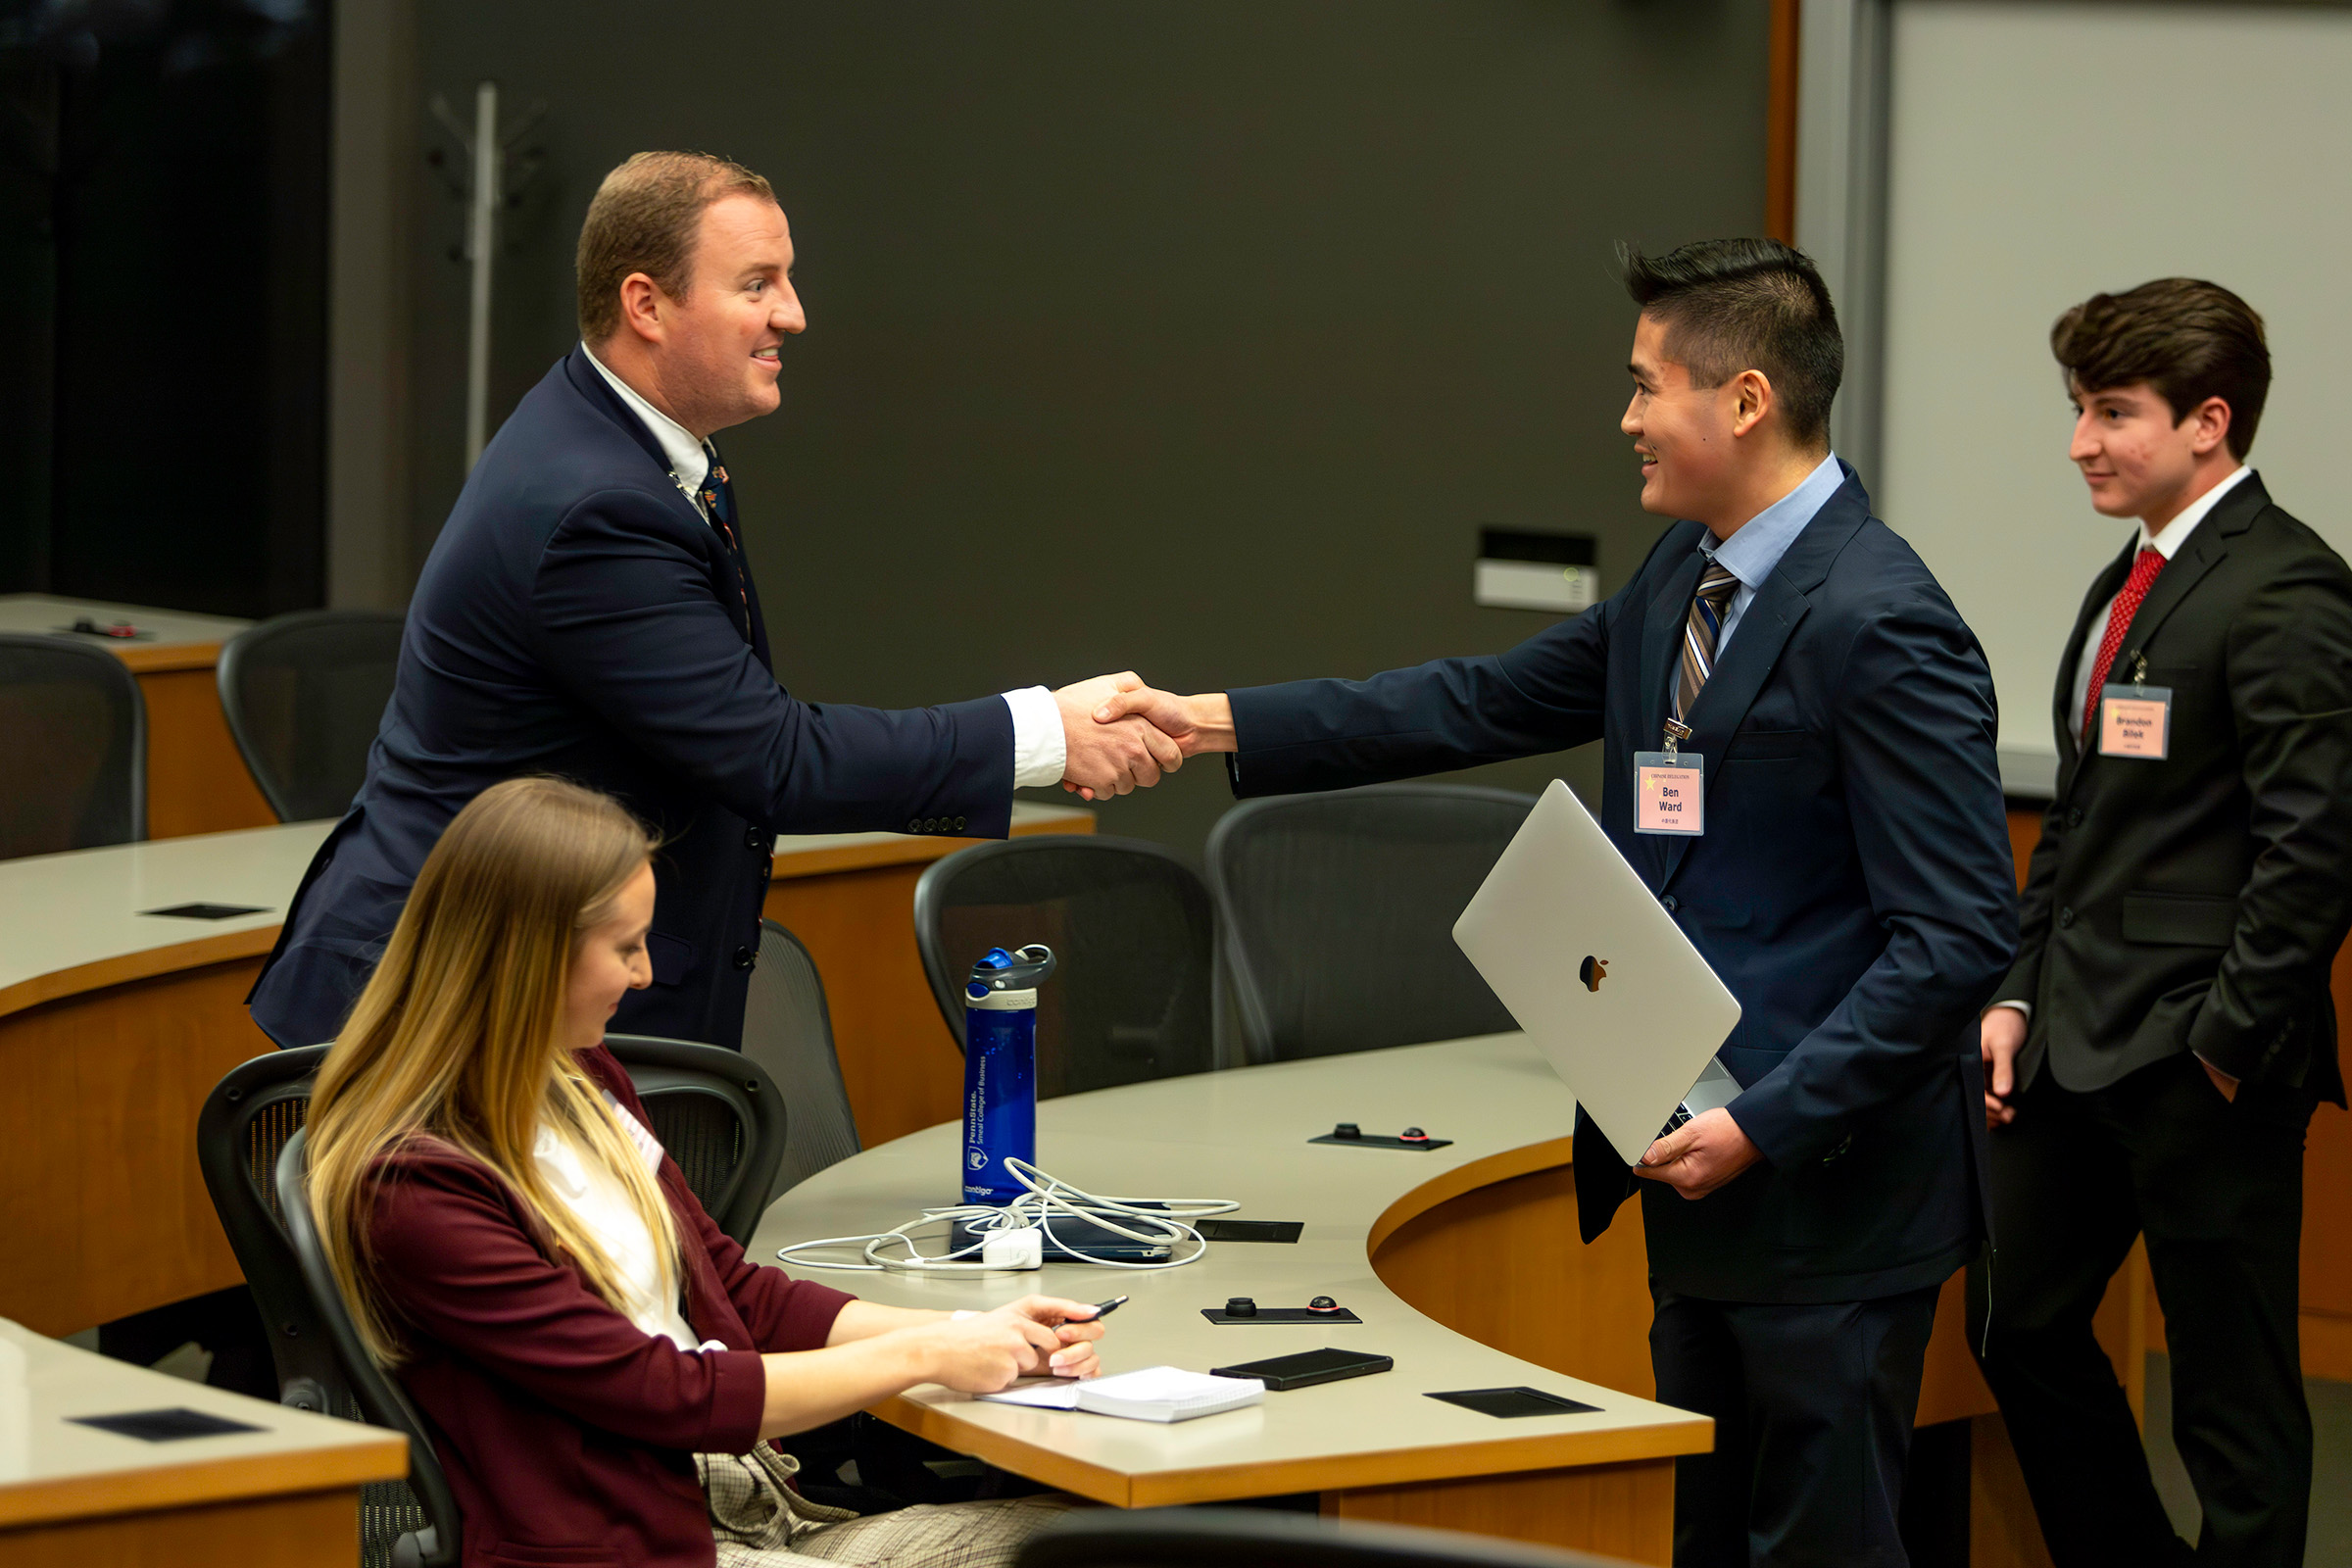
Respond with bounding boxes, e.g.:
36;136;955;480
366;1045;857;1568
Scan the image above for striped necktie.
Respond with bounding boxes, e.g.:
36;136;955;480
1673;563;1743;731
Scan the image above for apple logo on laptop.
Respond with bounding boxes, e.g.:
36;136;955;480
1580;956;1608;993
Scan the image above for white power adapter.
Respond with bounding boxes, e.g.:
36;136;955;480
980;1227;1044;1270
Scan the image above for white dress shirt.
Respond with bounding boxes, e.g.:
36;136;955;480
580;342;1065;788
2065;466;2251;746
535;1093;708;1350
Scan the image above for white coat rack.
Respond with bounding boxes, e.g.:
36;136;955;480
429;82;545;470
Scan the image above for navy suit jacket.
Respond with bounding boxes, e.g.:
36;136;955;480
250;349;1013;1051
1228;468;2017;1301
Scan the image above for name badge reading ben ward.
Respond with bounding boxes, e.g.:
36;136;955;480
1635;751;1704;835
2098;684;2172;760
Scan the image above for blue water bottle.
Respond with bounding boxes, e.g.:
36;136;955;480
961;944;1056;1205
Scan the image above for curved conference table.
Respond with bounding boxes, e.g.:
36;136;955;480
752;1037;1718;1563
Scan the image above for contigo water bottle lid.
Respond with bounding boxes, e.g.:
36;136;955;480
965;944;1055;999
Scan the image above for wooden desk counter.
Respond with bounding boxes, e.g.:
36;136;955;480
756;1035;1712;1564
0;823;331;1337
0;595;274;840
0;804;1094;1336
0;1317;406;1566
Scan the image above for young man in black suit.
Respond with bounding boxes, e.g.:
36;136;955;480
1971;279;2352;1568
1099;240;2019;1567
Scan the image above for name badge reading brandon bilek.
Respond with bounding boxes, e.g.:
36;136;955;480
2098;679;2173;760
1636;724;1705;836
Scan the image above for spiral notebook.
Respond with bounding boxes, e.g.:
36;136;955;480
977;1365;1264;1423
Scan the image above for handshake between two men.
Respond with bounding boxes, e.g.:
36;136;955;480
1050;676;1231;802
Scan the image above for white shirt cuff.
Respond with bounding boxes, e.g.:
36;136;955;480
1003;686;1067;790
1990;1000;2032;1021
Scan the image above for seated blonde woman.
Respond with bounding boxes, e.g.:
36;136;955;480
305;777;1104;1568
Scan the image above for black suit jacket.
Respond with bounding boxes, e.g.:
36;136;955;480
1996;473;2352;1103
250;349;1014;1051
1228;467;2018;1302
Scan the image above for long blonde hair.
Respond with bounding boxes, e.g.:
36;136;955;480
306;776;680;1365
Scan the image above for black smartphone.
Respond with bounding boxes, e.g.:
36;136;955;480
1209;1347;1394;1391
1197;1218;1303;1244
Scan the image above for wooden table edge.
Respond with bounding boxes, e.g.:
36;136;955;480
1364;1135;1580;1255
870;1394;1709;1507
111;642;224;675
0;1429;408;1528
0;927;281;1022
0;808;1099;1020
768;813;1094;882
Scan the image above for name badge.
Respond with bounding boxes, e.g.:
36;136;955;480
1635;750;1704;835
2098;684;2172;760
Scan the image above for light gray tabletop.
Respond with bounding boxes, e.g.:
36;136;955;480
0;821;335;1016
754;1034;1710;1505
0;595;252;654
0;802;1093;1017
0;1317;405;1527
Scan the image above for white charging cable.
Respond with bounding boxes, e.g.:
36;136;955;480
775;1157;1239;1274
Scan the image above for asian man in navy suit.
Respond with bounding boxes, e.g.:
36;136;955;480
250;151;1180;1054
1098;240;2018;1566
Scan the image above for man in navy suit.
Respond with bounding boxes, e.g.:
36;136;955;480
251;151;1178;1053
1098;240;2018;1565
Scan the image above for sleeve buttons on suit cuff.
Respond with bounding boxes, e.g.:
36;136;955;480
955;816;967;831
907;819;921;833
732;946;756;970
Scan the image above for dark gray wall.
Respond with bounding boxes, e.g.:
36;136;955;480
411;0;1771;859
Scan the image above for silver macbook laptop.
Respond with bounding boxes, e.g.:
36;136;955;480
1452;779;1743;1167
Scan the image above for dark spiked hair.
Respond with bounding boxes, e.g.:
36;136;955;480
2051;279;2270;460
1621;238;1842;450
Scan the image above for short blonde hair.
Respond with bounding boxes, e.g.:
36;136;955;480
576;150;775;343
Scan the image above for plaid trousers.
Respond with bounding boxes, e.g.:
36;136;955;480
695;1446;1078;1568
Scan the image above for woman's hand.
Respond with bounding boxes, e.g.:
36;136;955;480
994;1296;1107;1379
915;1309;1066;1394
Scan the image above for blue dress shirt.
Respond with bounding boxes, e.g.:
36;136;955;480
1698;451;1846;656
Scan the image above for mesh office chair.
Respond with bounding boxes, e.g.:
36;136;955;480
1205;784;1536;1062
275;1127;466;1568
602;1034;788;1246
0;633;144;858
217;610;405;821
743;919;861;1200
1015;1506;1640;1568
197;1047;458;1568
913;836;1216;1099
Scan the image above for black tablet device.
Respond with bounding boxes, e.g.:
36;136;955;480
1208;1347;1393;1391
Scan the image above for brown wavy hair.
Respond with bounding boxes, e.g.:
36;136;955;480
2052;278;2271;460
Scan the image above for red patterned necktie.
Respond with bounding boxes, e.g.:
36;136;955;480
2082;547;2166;739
